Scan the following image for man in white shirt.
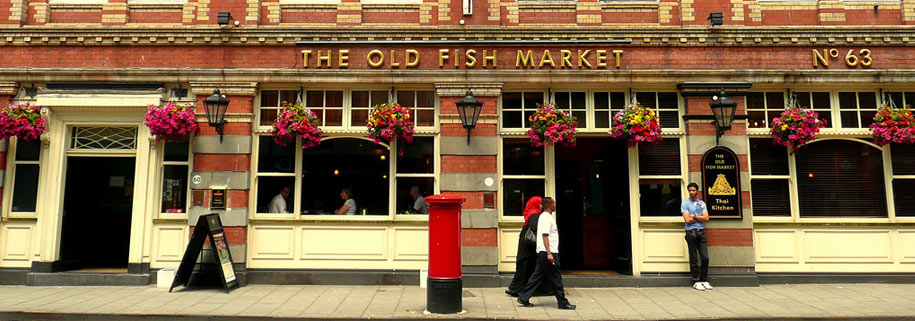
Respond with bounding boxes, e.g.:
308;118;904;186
409;186;428;214
268;187;290;213
517;197;576;310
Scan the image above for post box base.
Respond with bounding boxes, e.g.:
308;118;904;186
426;278;462;314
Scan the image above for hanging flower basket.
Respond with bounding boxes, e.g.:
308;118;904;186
610;102;662;148
770;106;827;152
527;103;577;147
367;102;415;145
870;104;915;146
145;102;198;142
0;103;45;142
271;102;323;149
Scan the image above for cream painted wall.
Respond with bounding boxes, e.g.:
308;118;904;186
755;228;915;272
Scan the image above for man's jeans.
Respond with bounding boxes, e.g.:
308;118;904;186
685;229;709;283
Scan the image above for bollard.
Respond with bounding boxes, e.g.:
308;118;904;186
424;194;465;314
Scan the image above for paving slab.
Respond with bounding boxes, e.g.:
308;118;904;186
1;284;915;320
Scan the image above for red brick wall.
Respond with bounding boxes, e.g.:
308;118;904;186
706;228;753;247
49;10;102;24
190;226;247;244
462;228;497;246
362;11;419;24
441;155;496;173
281;10;336;24
128;10;182;24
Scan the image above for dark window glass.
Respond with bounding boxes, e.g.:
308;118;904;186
796;140;887;217
15;140;40;161
636;92;655;108
396;137;434;173
893;179;915;217
261;90;279;107
502;111;522;128
503;179;544;216
258;136;295;173
750;180;790;216
503;139;544;176
280;90;298;105
639;139;680;176
11;164;39;212
161;165;188;213
396;177;434;215
747;92;765;109
163;140;190;162
260;109;278;126
594;92;609;110
749;138;788;175
891;143;915;175
257;176;295;214
301;138;389;215
639;180;681;217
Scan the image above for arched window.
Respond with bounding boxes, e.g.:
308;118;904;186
795;140;887;217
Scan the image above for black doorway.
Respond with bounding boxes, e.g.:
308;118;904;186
59;157;136;271
555;138;631;275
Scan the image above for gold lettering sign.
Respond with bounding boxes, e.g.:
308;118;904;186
812;48;872;68
707;174;737;196
300;48;624;69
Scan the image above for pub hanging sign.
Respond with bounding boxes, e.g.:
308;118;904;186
701;146;742;218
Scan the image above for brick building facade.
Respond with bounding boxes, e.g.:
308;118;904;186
0;0;913;286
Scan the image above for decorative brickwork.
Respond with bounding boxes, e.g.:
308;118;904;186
7;0;27;24
102;2;128;25
182;2;196;24
659;0;677;24
196;0;210;21
487;0;499;21
336;1;361;25
681;0;695;21
263;1;279;23
28;1;49;25
420;1;434;23
245;0;259;23
437;0;449;21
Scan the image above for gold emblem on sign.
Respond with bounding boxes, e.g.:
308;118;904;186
708;174;737;196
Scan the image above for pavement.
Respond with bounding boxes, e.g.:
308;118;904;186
1;283;914;320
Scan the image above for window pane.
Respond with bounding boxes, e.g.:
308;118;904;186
260;109;278;126
502;111;522;128
838;92;857;109
796;140;887;217
258;136;295;173
397;137;434;173
524;92;543;109
503;139;544;175
571;92;586;109
659;111;679;128
748;111;767;129
326;91;343;107
396;177;434;214
260;90;279;107
610;92;626;109
306;91;323;107
397;91;415;107
503;179;544;216
594;92;609;110
372;91;388;105
749;138;788;175
639;180;681;217
325;109;343;126
595;111;609;128
417;91;435;107
766;92;785;108
280;90;298;105
812;92;831;109
746;93;765;109
891;143;915;175
657;92;678;109
796;92;811;108
893;179;915;216
639;139;680;176
352;91;369;107
859;92;877;109
352;110;368;126
417;110;435;127
554;92;569;108
841;111;859;128
11;164;39;212
163;140;190;162
636;92;655;108
16;140;40;161
750;179;790;216
302;138;389;215
257;176;295;214
161;165;188;213
503;92;522;109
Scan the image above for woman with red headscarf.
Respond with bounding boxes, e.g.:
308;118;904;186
506;196;545;297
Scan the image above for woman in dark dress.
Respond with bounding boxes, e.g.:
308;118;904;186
506;196;544;297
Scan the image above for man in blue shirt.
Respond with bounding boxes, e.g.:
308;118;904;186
682;182;712;291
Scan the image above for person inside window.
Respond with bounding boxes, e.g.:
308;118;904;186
269;186;291;213
409;186;429;214
335;188;357;215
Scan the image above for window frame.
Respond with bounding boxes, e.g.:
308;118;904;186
156;138;193;219
2;137;42;218
745;91;787;130
250;87;440;222
636;135;688;222
498;136;551;222
746;137;793;218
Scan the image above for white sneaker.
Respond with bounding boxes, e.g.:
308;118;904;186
692;282;706;291
702;282;714;290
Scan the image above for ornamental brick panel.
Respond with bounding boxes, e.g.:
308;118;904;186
441;155;497;173
48;9;102;24
441;191;489;209
281;10;336;24
193;154;251;172
461;228;497;246
190;226;247;244
706;228;753;247
196;122;252;136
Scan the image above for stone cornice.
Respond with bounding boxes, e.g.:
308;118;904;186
2;26;915;46
188;81;259;96
4;68;915;85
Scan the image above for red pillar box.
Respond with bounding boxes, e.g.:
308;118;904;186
425;194;465;314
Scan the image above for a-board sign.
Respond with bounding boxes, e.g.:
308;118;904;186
700;146;742;218
169;213;237;293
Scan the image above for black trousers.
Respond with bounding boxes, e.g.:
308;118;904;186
518;252;570;307
507;226;537;293
685;229;709;282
